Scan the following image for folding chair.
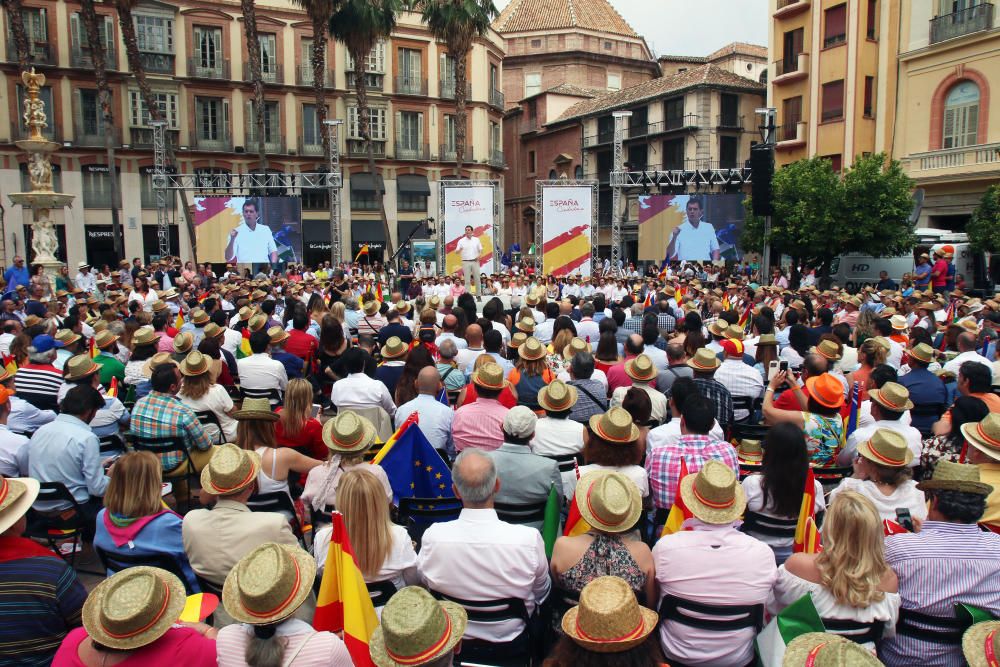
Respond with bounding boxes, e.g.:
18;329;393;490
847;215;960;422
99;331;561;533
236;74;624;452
247;491;304;543
98;433;126;455
398;497;463;550
23;482;96;571
240;386;283;408
131;435;198;511
430;591;533;667
96;547;200;595
814;465;855;496
658;593;765;634
494;499;549;526
194;410;226;445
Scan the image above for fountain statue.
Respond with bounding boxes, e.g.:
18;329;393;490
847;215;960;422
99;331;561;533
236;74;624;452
8;69;75;281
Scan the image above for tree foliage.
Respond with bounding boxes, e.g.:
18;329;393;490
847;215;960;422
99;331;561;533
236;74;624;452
967;184;1000;253
742;153;915;274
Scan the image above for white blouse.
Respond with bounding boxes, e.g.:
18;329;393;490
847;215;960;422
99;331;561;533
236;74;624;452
741;474;826;547
828;477;927;524
179;383;237;442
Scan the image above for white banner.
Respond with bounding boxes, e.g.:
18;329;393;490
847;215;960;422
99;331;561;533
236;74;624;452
541;185;593;276
442;186;494;275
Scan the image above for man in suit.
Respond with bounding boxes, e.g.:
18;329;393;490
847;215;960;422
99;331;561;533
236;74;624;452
488;406;562;529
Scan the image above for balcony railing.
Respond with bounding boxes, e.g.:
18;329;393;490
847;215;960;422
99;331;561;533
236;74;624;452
439;144;471;162
775;0;811;15
191;132;233;152
73;122;120;148
299;136;325;156
244;131;285;154
909;142;1000;172
243;63;283;84
394;76;428;96
296;65;336;88
930;2;994;44
394;141;429;160
628;121;651;139
139;51;175;74
6;42;53;65
821;107;844;122
776;121;807;148
188;57;230;80
823;32;847;48
440;79;472;100
488;149;505;168
489;88;505;110
346;72;384;92
346;138;386;158
129;126;178;148
717;114;744;130
773;53;809;83
71;45;117;69
665;114;700;131
583;131;615;147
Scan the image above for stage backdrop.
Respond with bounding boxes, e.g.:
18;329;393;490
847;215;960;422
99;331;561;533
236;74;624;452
442;185;495;275
637;194;746;264
541;184;594;276
194;196;302;264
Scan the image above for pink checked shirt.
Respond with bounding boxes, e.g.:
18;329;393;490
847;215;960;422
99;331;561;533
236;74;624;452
645;434;740;509
452;397;509;452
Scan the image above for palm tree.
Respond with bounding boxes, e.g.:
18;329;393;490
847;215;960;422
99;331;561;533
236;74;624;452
2;0;31;71
292;0;340;156
240;0;268;170
329;0;402;262
79;0;123;259
419;0;497;176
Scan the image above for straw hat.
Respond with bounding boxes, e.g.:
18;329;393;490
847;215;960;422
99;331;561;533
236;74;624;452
381;336;408;360
132;326;161;347
238;306;254;322
394;300;411;315
234;397;279;422
678;459;746;524
518;336;546;361
963;620;1000;667
813;339;842;361
538;380;578;412
508;332;527;350
188;309;210;325
561;576;658;653
151;301;168;314
708;320;728;337
322;411;377;454
908;343;935;364
625;354;657;382
250;289;267;302
173;332;194;355
805;373;845;409
472;362;507;391
142;352;175;378
917;301;940;311
687;348;721;371
222;543;316;625
757;333;778;347
575;471;642;534
94;330;119;350
782;632;883;666
267;326;290;345
248;314;268;332
204;322;225;340
93;320;109;333
857;428;913;468
517;317;536;334
428;296;441;310
63;354;101;382
0;476;40;534
23;315;43;329
889;315;908;332
179;350;211;377
82;567;186;651
363;300;381;316
962;414;1000;463
724;324;745;341
159;288;179;300
917;459;993;496
54;329;82;347
737;439;763;463
370;586;468;667
201;444;262;496
563;337;591;360
868;382;914;413
588;407;640;444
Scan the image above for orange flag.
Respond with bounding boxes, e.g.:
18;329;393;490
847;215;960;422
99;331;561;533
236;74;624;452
661;457;693;537
793;468;819;553
314;512;379;667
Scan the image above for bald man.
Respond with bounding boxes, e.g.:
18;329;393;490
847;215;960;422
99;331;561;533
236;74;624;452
456;324;485;373
942;331;992;376
394;366;454;457
435;313;467;350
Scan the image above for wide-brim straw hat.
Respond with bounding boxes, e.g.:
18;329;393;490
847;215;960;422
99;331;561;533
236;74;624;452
159;288;179;300
909;343;934;364
575;471;642;534
812;339;842;361
857;428;914;468
724;325;745;341
687;348;721;371
267;326;290;345
370;586;468;667
322;411;377;453
757;333;778;347
0;476;40;534
472;362;507;391
708;320;728;337
561;576;658;653
738;439;763;462
204;322;225;340
189;309;210;325
394;300;411;315
517;317;536;334
132;326;161;347
82;567;186;651
588;407;640;444
868;382;914;412
248;314;269;332
234;397;279;422
180;350;211;377
518;336;547;361
381;336;408;359
806;374;845;409
782;632;884;666
889;314;908;331
563;337;591;360
678;459;746;524
201;444;262;496
961;414;1000;464
55;329;82;347
538;380;578;412
222;543;316;625
625;354;657;382
142;352;175;378
95;330;119;349
63;354;102;382
918;459;994;496
963;620;1000;667
173;332;194;354
363;300;380;316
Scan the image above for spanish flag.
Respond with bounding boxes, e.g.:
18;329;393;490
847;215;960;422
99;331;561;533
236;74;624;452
106;377;118;399
793;467;820;554
1;354;16;376
89;336;98;359
563;492;591;537
737;302;754;328
174;311;185;331
354;244;370;263
375;281;383;303
721;294;731;311
660;457;692;537
314;512;379;667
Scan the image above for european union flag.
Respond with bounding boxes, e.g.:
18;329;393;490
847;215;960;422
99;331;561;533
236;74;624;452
376;423;454;504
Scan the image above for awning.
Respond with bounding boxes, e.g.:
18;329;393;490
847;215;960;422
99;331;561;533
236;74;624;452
397;174;430;196
349;173;385;193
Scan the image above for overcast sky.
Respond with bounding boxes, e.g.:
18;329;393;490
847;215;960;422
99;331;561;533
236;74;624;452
492;0;769;58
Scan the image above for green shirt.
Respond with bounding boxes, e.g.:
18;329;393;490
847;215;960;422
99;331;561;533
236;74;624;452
94;352;125;387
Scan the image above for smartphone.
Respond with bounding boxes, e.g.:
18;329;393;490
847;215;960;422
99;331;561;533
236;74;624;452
768;360;781;381
779;360;789;372
102;454;121;469
895;508;914;532
311;403;322;419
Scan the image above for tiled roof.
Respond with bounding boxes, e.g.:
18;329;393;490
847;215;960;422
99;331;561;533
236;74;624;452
707;42;768;61
493;0;639;38
556;64;766;122
543;83;601;98
657;55;709;64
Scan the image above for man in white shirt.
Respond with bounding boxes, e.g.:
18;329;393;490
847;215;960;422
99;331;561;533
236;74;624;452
665;197;720;262
456;225;483;299
575;302;601;344
435;314;467;351
417;449;550;647
74;263;97;293
713;339;764;422
224;199;278;264
943;331;992;377
235;330;288;398
329;347;396;417
394;367;454;457
454;324;485;373
839;382;923;467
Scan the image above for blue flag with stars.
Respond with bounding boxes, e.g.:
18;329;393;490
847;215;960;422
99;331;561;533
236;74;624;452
376;423;454;504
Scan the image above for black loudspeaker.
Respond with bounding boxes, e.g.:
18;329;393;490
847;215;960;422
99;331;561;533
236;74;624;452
750;147;774;216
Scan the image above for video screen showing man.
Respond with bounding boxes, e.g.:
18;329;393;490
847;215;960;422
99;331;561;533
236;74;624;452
665;196;720;262
225;198;278;264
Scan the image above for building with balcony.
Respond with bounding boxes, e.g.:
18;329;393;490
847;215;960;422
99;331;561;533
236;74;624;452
767;0;901;169
893;0;1000;231
0;0;505;269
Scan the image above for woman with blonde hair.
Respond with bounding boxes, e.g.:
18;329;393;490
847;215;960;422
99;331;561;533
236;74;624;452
178;350;237;442
768;490;900;649
93;452;199;592
275;378;326;459
232;398;321;500
312;468;418;608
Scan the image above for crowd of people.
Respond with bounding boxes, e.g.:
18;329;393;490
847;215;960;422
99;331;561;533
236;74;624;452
0;250;999;667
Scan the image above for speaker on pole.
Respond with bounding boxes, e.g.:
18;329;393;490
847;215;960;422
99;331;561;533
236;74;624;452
750;146;774;216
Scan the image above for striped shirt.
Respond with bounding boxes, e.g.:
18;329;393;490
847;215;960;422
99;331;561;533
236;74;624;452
0;546;86;666
216;619;353;667
879;521;1000;667
13;363;63;412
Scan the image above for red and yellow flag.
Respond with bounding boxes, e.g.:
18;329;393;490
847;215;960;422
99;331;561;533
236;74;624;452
661;458;693;537
793;468;819;553
89;336;98;359
738;302;754;328
179;593;219;623
375;281;383;303
174;311;185;331
563;493;591;537
106;377;118;399
1;354;16;376
314;512;379;667
354;244;370;263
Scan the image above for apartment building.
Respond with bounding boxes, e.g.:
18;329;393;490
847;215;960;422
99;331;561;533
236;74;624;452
0;0;505;269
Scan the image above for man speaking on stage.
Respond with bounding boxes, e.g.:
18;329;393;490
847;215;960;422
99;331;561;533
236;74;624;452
456;225;483;297
225;198;278;264
665;196;721;262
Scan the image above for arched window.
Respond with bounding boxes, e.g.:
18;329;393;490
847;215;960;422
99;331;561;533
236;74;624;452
943;81;979;148
574;165;584;180
548;169;558;180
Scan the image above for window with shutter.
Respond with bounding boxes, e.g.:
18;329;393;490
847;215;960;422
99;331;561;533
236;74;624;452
524;72;541;97
194;27;221;70
822;80;844;121
824;4;847;47
943;81;980;149
863;77;875;117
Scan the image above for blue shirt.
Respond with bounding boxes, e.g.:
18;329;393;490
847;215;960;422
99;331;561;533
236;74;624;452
3;265;29;291
913;263;931;288
394;393;454;457
271;350;304;380
93;509;199;592
899;367;948;434
27;414;110;510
